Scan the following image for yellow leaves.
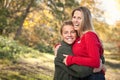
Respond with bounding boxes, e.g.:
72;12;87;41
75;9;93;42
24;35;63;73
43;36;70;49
44;10;54;19
23;9;54;30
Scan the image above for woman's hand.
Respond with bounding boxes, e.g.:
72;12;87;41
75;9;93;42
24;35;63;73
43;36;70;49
54;44;61;56
63;54;68;65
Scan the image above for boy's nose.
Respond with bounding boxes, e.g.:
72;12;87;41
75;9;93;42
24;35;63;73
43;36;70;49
68;33;72;36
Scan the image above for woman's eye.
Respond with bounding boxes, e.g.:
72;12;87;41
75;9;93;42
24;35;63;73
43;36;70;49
72;16;76;19
78;17;81;20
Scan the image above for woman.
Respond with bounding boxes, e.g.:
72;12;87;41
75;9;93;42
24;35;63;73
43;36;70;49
63;6;106;80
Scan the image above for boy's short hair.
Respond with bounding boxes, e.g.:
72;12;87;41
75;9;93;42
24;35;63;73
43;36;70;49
60;20;74;35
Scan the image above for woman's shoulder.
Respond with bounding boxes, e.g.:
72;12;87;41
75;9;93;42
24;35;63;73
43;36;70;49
83;31;100;41
85;30;96;35
84;31;98;37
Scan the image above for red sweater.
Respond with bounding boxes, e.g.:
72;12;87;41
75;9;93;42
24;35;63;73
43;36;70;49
67;31;103;68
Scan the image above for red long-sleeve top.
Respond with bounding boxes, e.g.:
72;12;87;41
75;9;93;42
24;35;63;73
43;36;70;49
66;31;103;68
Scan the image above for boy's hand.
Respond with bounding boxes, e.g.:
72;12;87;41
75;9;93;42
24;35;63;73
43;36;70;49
102;64;107;72
93;59;102;73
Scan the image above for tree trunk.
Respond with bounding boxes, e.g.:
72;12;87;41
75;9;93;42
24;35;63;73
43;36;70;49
14;0;34;40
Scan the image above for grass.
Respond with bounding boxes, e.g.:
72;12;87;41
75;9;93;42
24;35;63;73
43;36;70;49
0;36;120;80
0;36;54;80
0;53;55;80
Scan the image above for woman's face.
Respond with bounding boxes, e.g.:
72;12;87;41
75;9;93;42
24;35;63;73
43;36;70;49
62;25;76;45
72;10;83;31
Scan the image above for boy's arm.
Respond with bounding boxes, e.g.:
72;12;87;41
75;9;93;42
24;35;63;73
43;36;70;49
56;45;93;78
101;55;105;64
68;64;93;78
55;54;93;78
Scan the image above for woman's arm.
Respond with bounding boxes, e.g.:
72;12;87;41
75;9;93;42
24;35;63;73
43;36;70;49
64;32;102;68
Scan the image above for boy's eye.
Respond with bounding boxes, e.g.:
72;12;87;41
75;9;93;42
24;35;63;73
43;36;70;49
71;31;76;33
63;31;68;34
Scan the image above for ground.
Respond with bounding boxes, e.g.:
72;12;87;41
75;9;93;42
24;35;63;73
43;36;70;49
105;59;120;80
0;53;120;80
18;54;120;80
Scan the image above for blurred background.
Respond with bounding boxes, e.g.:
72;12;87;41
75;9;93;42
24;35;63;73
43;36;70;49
0;0;120;80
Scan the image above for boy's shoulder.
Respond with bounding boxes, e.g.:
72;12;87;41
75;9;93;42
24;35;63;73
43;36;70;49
57;41;73;55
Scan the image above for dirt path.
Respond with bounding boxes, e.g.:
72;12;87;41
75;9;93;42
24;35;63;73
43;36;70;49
105;59;120;80
20;57;120;80
1;55;119;80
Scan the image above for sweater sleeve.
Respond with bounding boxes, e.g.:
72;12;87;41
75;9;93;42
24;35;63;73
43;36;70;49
68;65;93;78
101;55;105;64
55;58;93;78
67;32;101;68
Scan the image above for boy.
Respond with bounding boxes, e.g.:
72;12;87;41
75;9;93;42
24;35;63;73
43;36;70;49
54;20;93;80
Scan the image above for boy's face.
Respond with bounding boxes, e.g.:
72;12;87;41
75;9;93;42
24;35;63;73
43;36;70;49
62;25;76;44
